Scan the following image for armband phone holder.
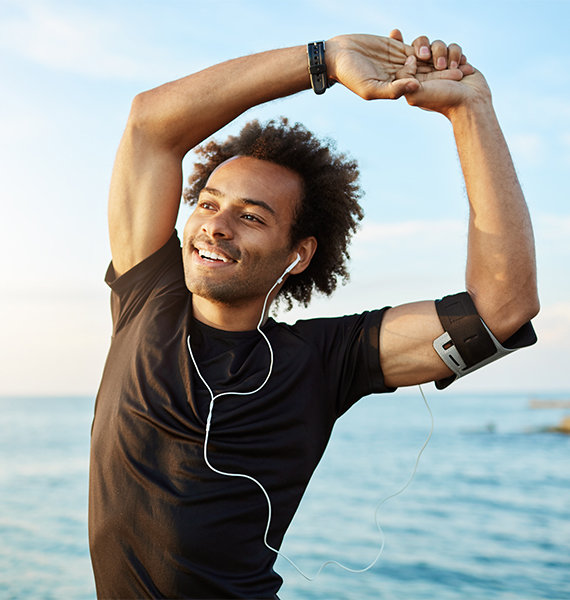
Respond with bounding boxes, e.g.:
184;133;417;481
433;292;537;389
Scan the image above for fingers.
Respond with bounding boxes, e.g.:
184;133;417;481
431;40;449;70
411;35;432;62
390;29;470;72
459;63;475;76
410;34;468;72
389;29;404;42
415;68;464;83
447;43;463;70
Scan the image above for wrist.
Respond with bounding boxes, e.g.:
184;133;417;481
446;93;494;126
324;36;343;82
445;71;493;122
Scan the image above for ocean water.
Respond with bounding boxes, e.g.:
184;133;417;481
0;391;569;599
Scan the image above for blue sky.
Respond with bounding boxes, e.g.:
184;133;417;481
1;0;569;395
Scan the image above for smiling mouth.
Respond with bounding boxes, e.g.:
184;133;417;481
195;248;236;263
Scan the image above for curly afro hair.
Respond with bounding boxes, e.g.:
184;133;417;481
183;118;364;309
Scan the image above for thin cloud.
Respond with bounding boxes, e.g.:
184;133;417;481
0;0;181;81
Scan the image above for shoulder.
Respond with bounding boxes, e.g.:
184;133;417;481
106;231;183;292
106;231;187;335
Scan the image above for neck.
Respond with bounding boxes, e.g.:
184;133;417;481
191;294;275;331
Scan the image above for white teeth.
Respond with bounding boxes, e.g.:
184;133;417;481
198;249;230;262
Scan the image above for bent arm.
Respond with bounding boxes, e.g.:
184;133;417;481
451;95;539;338
109;46;310;276
108;34;463;276
379;60;539;388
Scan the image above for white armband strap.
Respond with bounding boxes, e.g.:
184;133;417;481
433;292;537;390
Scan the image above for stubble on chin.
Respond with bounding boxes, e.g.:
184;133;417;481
184;270;249;305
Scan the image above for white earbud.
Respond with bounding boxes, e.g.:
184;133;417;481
276;253;301;284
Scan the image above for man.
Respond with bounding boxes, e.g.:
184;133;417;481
89;30;539;599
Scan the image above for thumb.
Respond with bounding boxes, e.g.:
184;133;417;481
396;54;418;80
383;78;420;99
380;55;419;99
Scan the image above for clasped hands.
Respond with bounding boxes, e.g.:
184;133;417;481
326;29;485;117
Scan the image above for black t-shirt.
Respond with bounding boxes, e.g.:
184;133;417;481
89;232;394;599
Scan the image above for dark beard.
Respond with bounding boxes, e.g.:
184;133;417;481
186;276;255;305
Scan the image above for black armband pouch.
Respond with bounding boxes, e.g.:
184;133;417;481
433;292;537;389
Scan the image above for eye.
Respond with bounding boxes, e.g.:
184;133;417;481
241;213;265;225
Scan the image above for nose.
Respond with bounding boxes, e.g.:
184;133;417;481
201;210;234;239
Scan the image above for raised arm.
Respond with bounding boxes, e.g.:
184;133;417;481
108;47;310;276
109;35;455;276
378;33;539;388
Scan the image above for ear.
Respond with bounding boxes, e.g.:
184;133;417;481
290;237;317;275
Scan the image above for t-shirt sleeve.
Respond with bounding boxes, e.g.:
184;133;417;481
335;309;396;415
292;309;396;417
104;231;185;336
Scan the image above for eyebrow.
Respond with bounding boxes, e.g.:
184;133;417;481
201;186;277;216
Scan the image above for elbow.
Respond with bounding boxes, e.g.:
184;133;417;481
124;91;179;153
500;293;539;347
128;87;176;134
486;303;539;344
127;91;155;131
117;93;153;150
525;293;540;322
471;284;540;344
127;90;185;154
514;277;540;325
508;295;540;337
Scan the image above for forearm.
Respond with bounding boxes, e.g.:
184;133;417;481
130;45;310;156
449;98;539;339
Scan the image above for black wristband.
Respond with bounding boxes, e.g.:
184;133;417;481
307;41;330;95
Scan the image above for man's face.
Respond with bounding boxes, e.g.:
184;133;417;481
182;156;303;306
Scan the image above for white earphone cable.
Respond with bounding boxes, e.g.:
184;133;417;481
186;257;434;580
